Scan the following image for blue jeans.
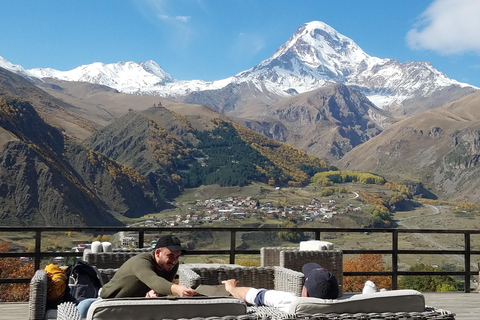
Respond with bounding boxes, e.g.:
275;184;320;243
77;298;100;318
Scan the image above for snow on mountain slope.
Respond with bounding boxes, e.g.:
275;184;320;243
235;21;475;108
2;20;476;110
0;56;34;80
28;60;175;92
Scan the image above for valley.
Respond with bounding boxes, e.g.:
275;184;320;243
119;182;480;270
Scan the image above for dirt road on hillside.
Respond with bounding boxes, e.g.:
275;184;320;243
396;204;475;268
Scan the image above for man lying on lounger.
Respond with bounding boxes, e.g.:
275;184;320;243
222;262;339;312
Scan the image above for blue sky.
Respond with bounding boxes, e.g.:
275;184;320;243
1;0;480;86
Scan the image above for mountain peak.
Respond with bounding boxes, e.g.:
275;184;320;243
271;20;368;64
302;20;339;35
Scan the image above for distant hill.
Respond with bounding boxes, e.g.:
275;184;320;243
85;106;333;195
0;96;167;226
337;91;480;203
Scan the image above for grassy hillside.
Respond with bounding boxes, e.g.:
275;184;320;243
337;90;480;204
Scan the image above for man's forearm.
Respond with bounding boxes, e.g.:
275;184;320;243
226;286;251;301
222;279;251;301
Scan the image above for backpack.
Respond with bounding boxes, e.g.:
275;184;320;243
65;260;103;304
45;263;68;309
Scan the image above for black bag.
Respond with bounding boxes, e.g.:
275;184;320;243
64;260;103;304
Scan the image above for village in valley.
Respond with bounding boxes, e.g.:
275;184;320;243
138;195;365;228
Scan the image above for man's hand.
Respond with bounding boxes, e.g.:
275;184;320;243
222;279;239;293
171;284;196;297
145;289;158;297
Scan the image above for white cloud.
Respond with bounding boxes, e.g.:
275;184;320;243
132;0;194;49
406;0;480;55
134;0;191;24
175;16;191;23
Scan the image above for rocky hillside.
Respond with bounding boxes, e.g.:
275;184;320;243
0;96;167;226
233;84;394;163
0;67;100;141
337;91;480;203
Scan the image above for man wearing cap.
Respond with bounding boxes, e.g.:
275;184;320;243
77;235;195;317
100;235;195;298
222;262;338;312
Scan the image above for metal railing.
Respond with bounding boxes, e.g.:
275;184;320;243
1;226;479;292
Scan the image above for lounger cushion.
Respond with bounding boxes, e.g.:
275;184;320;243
87;296;247;320
289;289;425;315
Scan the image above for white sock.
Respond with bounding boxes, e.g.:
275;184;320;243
362;280;377;294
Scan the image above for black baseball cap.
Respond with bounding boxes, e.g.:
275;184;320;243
302;262;339;299
155;235;186;253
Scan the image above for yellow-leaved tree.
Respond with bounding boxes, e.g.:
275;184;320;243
343;254;392;292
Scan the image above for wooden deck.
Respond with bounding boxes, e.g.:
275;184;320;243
1;292;478;320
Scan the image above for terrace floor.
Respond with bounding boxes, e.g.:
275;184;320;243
1;292;478;320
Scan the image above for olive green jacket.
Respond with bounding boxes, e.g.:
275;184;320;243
100;251;178;298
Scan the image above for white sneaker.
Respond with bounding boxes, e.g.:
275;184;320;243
362;280;377;294
380;288;387;292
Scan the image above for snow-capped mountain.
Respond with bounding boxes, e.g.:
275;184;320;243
0;56;34;80
235;21;475;108
3;20;477;111
28;60;175;92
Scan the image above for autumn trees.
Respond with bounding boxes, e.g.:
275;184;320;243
311;170;386;186
0;241;34;302
181;120;329;188
343;254;462;293
343;254;392;292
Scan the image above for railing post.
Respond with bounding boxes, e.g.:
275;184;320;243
392;230;398;290
465;232;471;293
230;230;236;264
138;230;145;248
35;229;41;271
315;229;320;240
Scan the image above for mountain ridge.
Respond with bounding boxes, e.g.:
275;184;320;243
337;90;480;203
1;21;476;115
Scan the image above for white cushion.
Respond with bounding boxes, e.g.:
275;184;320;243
87;296;247;320
91;241;103;253
299;240;333;251
102;242;112;252
289;289;425;315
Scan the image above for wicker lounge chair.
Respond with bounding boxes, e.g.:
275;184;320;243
178;265;305;296
261;247;343;296
82;248;152;269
